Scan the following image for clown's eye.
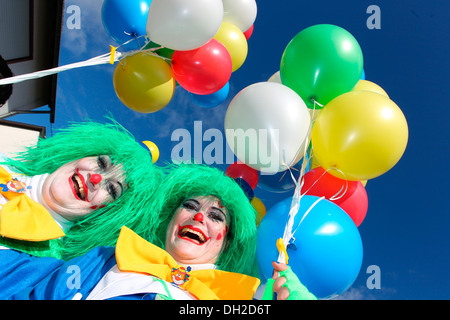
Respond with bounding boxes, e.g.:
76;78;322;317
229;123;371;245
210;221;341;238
106;182;118;200
97;156;109;170
208;210;225;223
182;199;199;211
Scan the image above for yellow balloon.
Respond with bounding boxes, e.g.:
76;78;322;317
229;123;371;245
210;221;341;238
310;152;321;170
113;52;175;113
311;91;408;181
251;196;266;226
352;79;389;98
214;22;248;72
309;107;321;122
142;140;160;164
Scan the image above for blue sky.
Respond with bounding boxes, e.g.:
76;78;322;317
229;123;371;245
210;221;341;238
10;0;450;299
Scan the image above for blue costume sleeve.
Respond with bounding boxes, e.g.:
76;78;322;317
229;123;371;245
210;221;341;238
0;249;64;299
0;247;117;300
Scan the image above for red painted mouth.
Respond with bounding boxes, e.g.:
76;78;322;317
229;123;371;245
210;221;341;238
177;224;210;246
69;169;89;202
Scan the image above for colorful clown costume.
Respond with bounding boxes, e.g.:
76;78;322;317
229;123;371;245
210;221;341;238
0;226;260;300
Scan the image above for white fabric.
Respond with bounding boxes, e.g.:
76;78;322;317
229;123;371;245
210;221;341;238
87;262;217;300
86;265;196;300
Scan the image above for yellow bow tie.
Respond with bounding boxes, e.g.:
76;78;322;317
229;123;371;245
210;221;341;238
115;226;261;300
0;166;65;241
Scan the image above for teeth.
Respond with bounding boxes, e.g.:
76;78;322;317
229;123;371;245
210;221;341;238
73;174;86;200
180;227;206;243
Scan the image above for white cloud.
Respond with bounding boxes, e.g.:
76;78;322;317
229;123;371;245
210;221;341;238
331;285;397;300
61;1;110;57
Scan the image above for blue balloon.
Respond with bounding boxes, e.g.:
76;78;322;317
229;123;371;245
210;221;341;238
257;195;363;299
361;68;366;80
189;82;230;108
102;0;152;49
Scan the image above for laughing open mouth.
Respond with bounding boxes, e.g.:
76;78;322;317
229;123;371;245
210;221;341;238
178;225;210;245
69;169;89;201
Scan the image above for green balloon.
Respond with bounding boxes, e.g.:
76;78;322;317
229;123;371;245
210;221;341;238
280;24;363;109
143;41;175;63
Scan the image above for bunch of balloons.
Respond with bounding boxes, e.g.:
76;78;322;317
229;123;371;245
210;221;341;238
101;0;257;113
224;23;409;299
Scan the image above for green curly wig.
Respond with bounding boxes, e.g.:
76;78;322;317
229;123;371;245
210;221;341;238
0;119;164;260
143;163;259;277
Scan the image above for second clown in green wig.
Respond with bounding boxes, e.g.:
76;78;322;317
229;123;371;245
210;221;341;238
143;163;259;277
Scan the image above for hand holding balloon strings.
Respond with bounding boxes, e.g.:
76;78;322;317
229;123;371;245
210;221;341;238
262;234;319;300
265;262;317;300
260;157;325;300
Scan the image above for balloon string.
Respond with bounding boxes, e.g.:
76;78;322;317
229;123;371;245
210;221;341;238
311;99;324;108
114;34;147;52
278;98;348;257
115;36;155;66
284;97;322;183
142;49;172;62
326;167;349;201
300;168;329;195
0;35;173;86
0;52;121;85
0;37;153;85
300;166;349;201
130;35;173;62
289;195;325;242
277;99;318;258
289;97;318;199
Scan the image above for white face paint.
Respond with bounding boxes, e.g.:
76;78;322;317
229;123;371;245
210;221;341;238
165;195;229;265
42;155;127;221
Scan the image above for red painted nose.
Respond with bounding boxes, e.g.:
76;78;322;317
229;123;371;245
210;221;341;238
89;173;102;185
193;212;204;222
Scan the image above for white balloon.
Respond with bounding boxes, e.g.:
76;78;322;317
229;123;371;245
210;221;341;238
225;82;311;174
222;0;257;32
268;70;281;83
146;0;224;51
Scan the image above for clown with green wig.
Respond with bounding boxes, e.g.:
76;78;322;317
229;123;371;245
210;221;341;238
0;161;315;300
0;120;163;260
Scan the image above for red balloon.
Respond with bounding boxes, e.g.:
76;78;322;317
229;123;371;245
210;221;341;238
171;39;232;95
301;167;368;227
225;161;259;190
243;25;254;40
